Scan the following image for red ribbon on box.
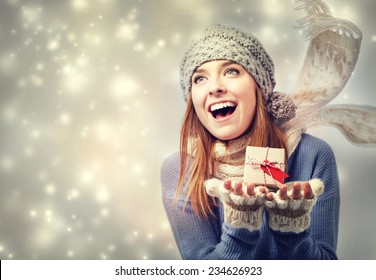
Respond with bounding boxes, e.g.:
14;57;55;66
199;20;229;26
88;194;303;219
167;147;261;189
260;159;289;184
245;147;289;185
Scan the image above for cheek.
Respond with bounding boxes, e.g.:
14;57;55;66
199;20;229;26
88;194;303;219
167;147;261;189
241;92;257;123
245;105;256;125
191;90;206;113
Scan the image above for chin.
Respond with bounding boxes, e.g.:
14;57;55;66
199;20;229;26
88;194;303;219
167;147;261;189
209;124;251;141
211;131;242;141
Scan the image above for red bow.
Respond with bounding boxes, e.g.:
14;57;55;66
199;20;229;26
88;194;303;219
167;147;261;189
260;160;289;184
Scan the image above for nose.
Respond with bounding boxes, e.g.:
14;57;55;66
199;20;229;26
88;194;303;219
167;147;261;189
209;79;226;96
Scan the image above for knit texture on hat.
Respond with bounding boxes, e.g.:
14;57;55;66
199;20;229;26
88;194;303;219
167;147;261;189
180;24;275;102
180;24;275;88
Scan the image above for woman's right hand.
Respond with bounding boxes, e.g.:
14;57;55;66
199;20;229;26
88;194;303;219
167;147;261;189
205;178;266;231
224;179;267;197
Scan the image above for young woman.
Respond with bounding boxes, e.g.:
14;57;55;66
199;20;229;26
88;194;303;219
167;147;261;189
161;0;373;259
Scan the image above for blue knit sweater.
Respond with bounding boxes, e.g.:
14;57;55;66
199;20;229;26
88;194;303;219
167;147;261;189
161;134;340;259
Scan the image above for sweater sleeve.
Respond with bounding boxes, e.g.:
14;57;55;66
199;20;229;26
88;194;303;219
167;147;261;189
160;152;260;260
269;134;340;259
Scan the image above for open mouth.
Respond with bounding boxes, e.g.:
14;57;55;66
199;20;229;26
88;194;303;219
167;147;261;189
210;101;236;120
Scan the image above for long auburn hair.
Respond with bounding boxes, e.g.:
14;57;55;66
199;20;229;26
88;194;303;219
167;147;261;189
176;88;288;217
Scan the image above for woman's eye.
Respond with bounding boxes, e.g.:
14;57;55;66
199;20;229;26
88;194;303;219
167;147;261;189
193;76;206;84
225;68;240;75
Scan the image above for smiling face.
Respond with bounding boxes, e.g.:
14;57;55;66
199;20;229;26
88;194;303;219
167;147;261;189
191;60;257;141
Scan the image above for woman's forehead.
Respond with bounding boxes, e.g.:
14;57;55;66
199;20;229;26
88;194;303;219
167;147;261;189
194;60;239;72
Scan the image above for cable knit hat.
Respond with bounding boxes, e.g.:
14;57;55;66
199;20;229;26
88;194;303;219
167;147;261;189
180;24;296;126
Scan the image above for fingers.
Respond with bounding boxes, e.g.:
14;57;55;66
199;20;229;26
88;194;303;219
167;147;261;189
290;182;314;200
265;192;274;201
224;180;313;201
266;184;287;201
292;182;301;199
217;179;316;208
264;182;306;201
225;181;256;197
246;183;255;196
259;186;274;201
223;180;245;196
223;180;266;198
234;181;243;195
233;181;314;201
259;186;266;194
223;179;232;191
302;182;314;199
279;185;288;200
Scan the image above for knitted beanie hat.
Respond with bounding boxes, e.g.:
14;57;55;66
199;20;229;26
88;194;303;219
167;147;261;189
180;24;296;126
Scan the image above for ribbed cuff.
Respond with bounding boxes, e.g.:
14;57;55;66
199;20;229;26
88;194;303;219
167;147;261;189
224;203;264;232
265;196;317;233
268;210;310;233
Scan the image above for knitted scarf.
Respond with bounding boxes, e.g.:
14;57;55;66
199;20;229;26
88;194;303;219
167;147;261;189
284;0;376;156
212;133;251;181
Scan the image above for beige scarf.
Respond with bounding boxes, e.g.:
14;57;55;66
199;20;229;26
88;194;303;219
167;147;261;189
212;133;251;181
284;0;376;156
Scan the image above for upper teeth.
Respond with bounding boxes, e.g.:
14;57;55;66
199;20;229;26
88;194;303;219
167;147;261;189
210;102;236;112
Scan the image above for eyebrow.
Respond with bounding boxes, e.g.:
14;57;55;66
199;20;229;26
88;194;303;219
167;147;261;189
193;61;237;74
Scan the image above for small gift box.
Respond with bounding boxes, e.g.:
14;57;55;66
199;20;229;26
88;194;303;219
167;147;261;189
244;146;288;189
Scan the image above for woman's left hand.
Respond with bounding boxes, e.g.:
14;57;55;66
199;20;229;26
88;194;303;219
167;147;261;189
264;178;324;233
265;181;314;202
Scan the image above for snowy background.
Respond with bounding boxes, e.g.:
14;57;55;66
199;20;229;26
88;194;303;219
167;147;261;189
0;0;375;260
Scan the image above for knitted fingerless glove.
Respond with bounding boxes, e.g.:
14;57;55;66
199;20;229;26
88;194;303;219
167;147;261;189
265;178;324;233
205;178;265;231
